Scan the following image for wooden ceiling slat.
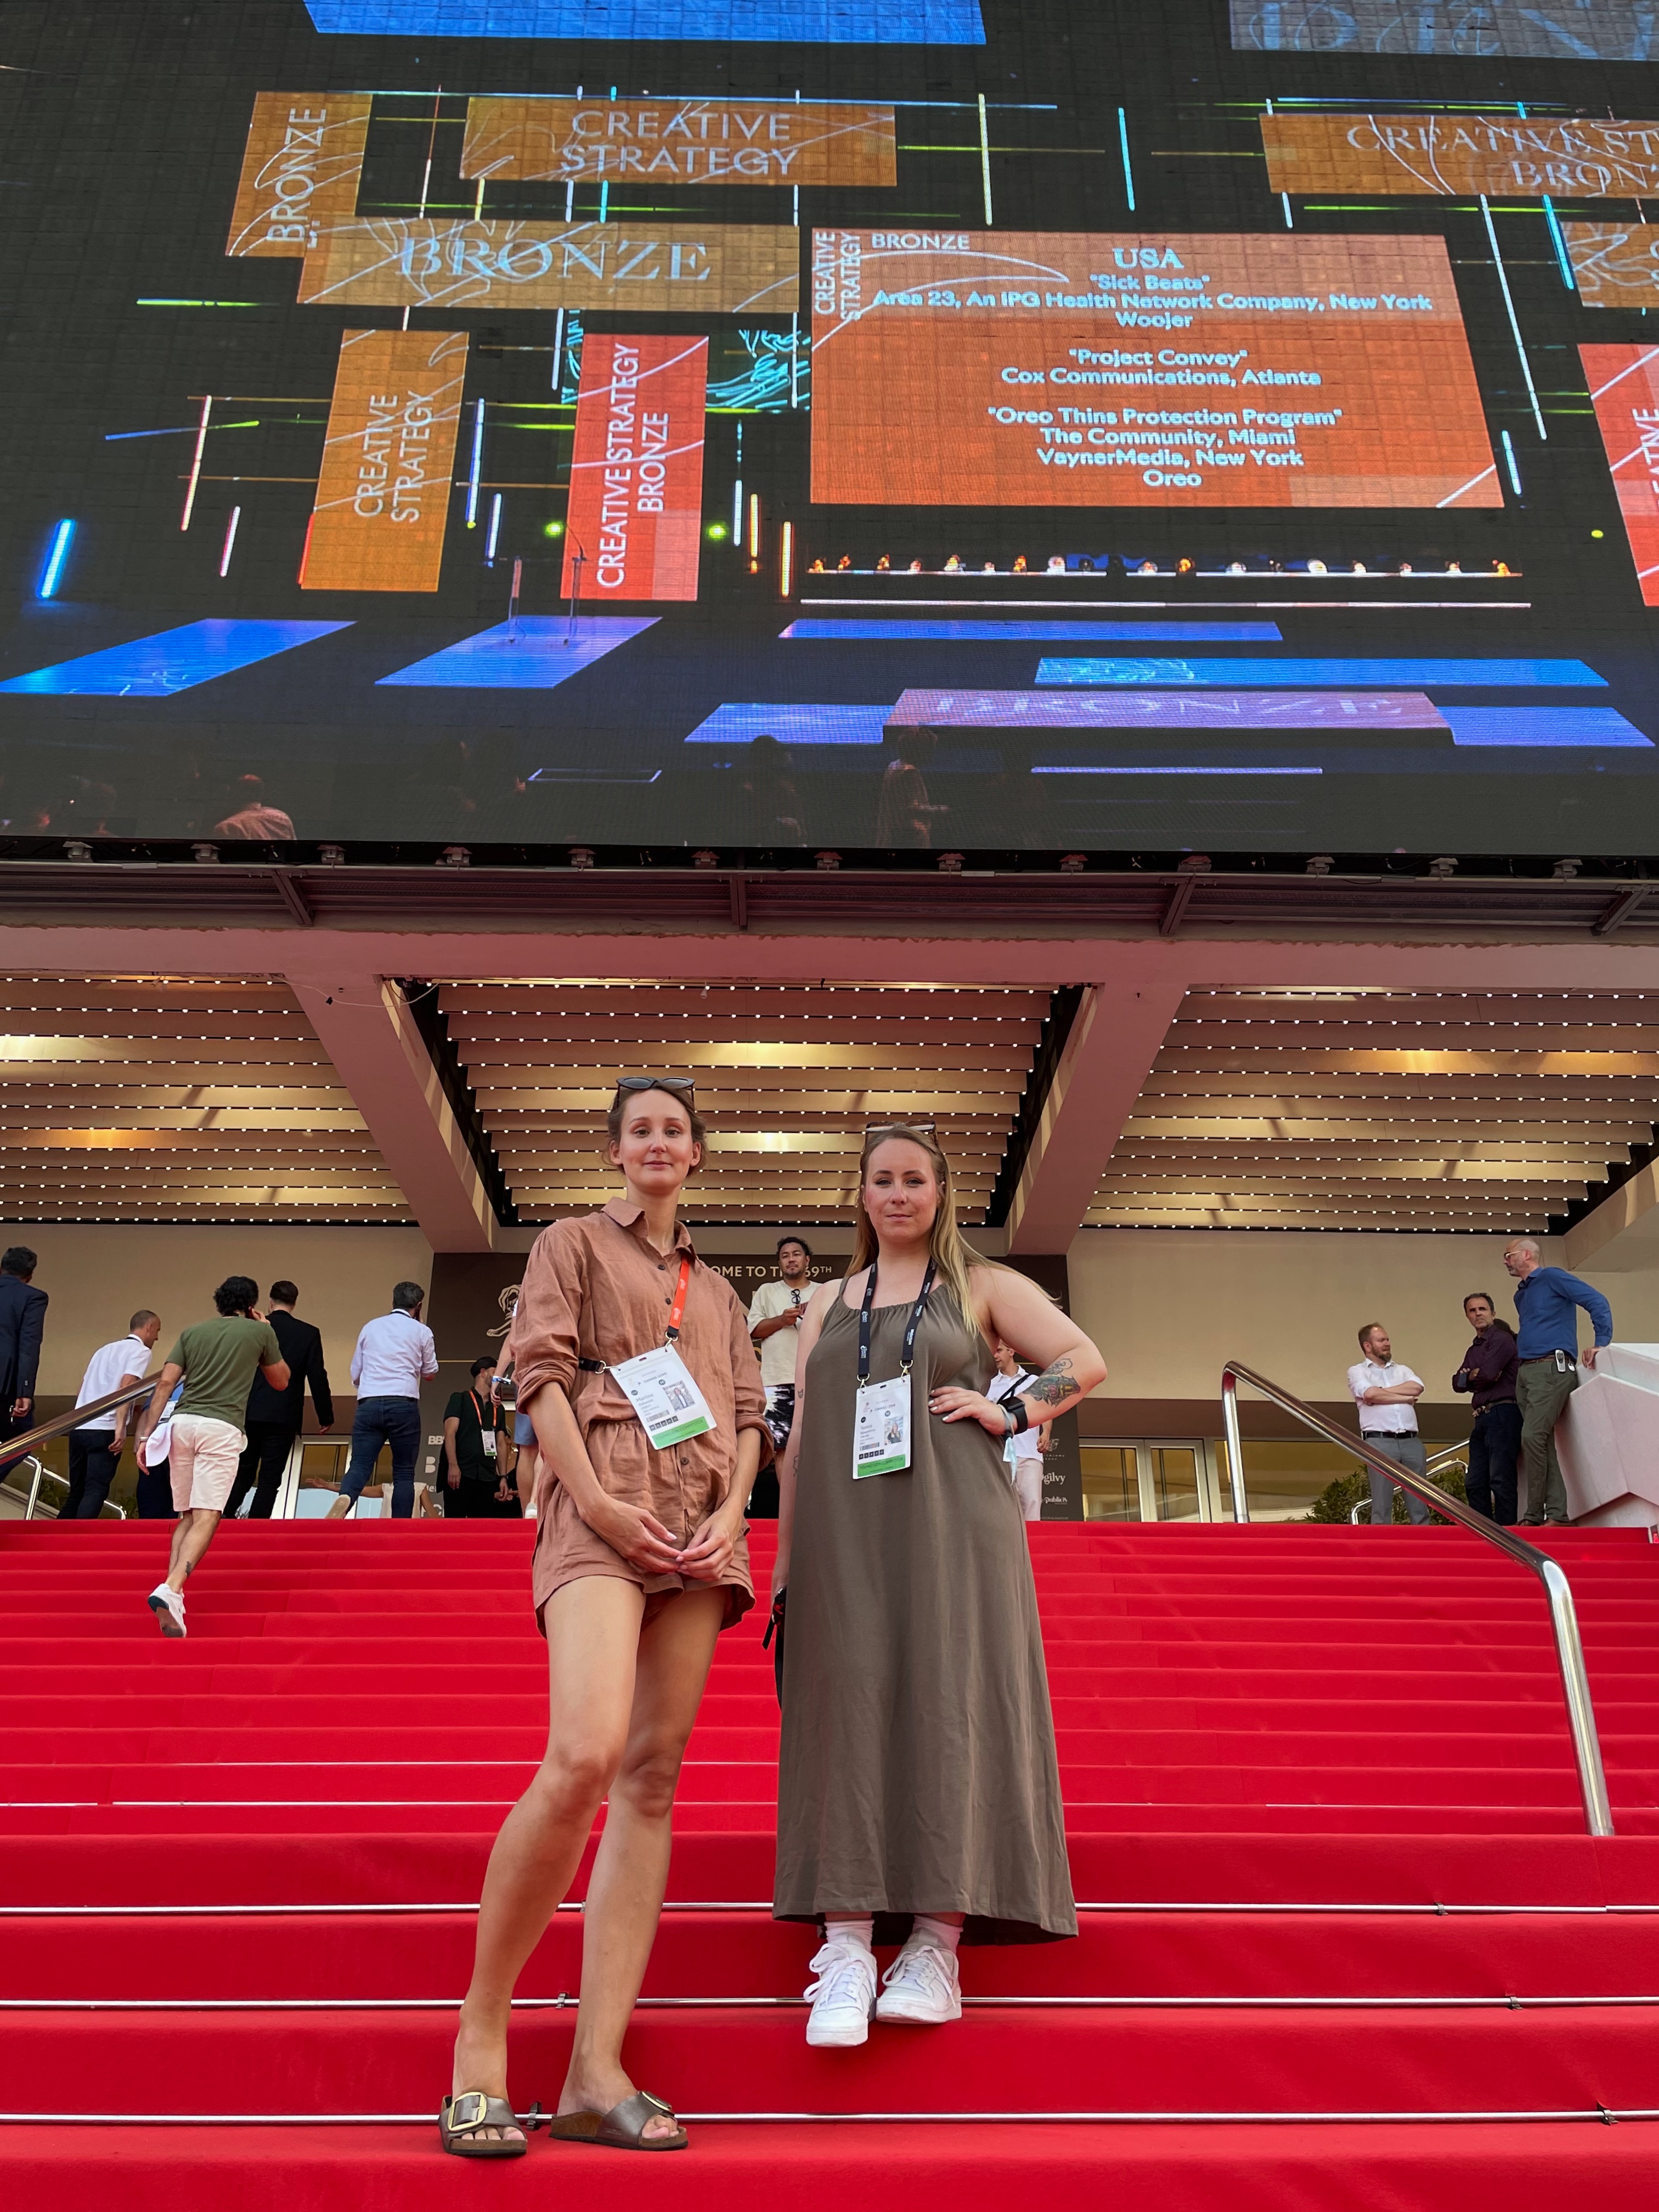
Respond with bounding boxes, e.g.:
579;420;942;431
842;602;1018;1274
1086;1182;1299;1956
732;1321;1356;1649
1096;985;1655;1235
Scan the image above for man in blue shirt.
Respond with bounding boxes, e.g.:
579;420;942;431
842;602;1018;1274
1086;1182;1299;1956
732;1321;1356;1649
1504;1238;1613;1526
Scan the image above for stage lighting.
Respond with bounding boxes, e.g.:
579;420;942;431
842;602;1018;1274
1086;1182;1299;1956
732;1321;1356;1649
1046;556;1065;572
706;521;728;540
37;520;75;599
545;519;565;538
1307;558;1328;575
876;555;891;571
1013;555;1028;574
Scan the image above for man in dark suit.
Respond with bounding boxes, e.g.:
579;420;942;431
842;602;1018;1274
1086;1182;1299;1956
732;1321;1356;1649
226;1280;334;1517
0;1245;48;1472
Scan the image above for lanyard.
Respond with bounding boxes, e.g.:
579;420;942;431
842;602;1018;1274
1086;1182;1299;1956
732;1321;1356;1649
469;1389;492;1429
665;1254;693;1344
857;1257;935;1385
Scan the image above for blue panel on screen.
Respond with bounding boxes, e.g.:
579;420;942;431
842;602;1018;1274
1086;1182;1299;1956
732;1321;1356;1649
304;0;986;41
1036;657;1608;689
685;703;892;746
1443;707;1654;748
0;620;352;697
782;620;1283;643
377;616;657;689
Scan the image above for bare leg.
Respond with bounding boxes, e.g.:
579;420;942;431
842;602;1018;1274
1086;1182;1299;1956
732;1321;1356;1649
451;1578;647;2146
561;1585;725;2132
165;1509;220;1593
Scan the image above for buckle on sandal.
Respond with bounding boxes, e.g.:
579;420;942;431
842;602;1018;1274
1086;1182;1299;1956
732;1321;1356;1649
449;2092;488;2130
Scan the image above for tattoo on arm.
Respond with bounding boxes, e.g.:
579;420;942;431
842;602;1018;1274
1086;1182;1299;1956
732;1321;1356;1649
1023;1356;1076;1409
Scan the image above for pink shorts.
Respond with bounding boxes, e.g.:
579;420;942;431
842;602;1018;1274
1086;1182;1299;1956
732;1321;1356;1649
169;1413;245;1512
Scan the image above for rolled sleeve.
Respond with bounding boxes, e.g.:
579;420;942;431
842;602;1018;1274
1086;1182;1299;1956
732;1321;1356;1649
509;1223;585;1408
1345;1363;1368;1404
729;1291;776;1470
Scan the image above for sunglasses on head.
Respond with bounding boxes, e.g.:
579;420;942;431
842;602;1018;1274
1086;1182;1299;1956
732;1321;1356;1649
864;1120;936;1136
617;1075;696;1101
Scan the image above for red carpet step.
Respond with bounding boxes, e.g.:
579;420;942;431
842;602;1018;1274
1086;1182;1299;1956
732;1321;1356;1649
4;1517;1659;2207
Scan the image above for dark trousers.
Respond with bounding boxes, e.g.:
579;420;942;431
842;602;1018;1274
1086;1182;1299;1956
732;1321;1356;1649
135;1459;177;1520
1466;1400;1522;1526
340;1396;421;1519
227;1421;299;1519
446;1475;522;1519
65;1430;119;1520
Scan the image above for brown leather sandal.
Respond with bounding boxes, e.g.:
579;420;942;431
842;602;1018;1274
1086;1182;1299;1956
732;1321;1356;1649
546;2090;688;2151
439;2091;528;2158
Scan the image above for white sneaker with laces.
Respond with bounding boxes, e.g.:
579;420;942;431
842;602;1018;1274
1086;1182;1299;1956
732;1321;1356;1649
875;1936;962;2025
148;1583;186;1638
804;1939;877;2047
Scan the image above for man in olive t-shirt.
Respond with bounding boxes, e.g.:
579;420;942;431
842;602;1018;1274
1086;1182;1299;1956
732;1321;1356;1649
133;1274;288;1638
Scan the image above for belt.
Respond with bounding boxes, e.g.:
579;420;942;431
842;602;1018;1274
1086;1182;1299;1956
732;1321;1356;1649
1361;1429;1418;1438
1520;1352;1575;1367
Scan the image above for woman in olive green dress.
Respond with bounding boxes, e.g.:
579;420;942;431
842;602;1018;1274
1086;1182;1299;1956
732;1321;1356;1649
771;1122;1107;2046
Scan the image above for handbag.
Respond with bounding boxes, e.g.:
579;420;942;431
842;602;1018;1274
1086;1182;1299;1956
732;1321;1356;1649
760;1587;786;1708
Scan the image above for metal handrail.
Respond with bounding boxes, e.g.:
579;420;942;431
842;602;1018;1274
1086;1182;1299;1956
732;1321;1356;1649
0;1379;160;1519
1350;1444;1469;1524
1221;1360;1613;1838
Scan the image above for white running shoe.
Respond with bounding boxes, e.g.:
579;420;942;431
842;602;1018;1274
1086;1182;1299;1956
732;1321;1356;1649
147;1583;186;1638
875;1935;962;2026
804;1939;877;2047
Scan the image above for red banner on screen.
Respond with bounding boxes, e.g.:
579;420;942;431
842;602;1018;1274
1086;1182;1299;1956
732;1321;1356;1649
1582;343;1659;606
563;335;708;602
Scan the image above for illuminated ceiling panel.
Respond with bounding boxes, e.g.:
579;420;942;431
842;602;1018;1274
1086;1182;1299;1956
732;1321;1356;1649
0;977;405;1223
442;981;1051;1224
1088;989;1659;1233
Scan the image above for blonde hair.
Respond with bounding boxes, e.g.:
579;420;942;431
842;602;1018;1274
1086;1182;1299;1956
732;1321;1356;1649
848;1122;995;1333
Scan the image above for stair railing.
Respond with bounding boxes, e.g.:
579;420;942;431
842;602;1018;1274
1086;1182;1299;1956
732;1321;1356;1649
0;1379;161;1519
1221;1359;1614;1839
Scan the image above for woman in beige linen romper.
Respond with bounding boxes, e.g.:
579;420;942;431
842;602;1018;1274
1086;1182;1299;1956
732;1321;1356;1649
772;1122;1106;2047
443;1079;771;2156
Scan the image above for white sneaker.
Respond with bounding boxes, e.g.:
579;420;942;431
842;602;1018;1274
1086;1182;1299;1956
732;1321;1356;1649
804;1939;877;2047
876;1935;962;2025
147;1583;186;1638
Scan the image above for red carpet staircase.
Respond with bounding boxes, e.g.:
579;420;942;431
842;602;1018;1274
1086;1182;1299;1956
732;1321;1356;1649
5;1516;1659;2207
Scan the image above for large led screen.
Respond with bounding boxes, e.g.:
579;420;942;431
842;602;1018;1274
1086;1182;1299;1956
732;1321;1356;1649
5;0;1659;862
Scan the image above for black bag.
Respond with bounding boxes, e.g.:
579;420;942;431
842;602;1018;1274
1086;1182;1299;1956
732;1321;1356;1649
760;1588;786;1708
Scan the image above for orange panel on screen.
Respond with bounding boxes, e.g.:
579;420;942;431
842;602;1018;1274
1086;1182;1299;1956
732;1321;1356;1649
809;230;1499;510
226;92;373;257
1582;343;1659;607
462;95;896;187
298;219;799;314
563;335;708;602
300;329;469;594
1261;112;1659;198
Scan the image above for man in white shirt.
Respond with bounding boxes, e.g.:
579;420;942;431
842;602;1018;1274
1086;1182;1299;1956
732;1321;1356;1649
1346;1322;1431;1528
747;1235;816;1516
328;1280;438;1520
64;1310;161;1519
986;1335;1049;1522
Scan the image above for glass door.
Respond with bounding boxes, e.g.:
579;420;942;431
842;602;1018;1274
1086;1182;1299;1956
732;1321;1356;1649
1080;1440;1218;1522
